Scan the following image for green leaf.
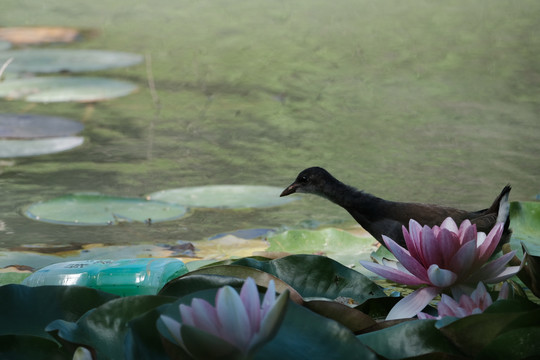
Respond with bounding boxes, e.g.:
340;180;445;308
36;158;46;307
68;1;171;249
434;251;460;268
147;185;298;209
24;193;189;225
0;335;68;360
439;302;540;358
477;326;540;360
0;76;138;102
357;319;463;359
509;201;540;254
266;228;378;267
125;307;174;360
232;255;386;304
0;49;142;74
0;285;117;340
47;295;176;360
0;136;84;158
0;113;84;139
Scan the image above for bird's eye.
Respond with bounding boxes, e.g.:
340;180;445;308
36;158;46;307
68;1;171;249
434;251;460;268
299;175;308;183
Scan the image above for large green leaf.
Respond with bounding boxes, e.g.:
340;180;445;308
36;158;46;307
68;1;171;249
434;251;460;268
0;49;142;73
0;335;68;360
47;295;176;360
0;136;84;158
232;255;386;304
0;76;138;102
0;113;84;139
0;285;117;339
439;300;540;358
509;201;540;254
266;228;377;267
24;193;189;225
147;185;298;209
357;319;464;359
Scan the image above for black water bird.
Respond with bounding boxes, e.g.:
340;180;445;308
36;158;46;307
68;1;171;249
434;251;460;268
280;167;511;248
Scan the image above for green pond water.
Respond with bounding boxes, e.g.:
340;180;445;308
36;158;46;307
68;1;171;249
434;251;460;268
0;0;539;266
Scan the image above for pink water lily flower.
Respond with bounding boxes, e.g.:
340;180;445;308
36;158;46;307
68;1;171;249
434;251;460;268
159;277;288;359
418;282;509;319
360;217;521;320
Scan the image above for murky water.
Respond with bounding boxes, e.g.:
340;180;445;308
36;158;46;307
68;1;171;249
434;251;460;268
0;1;539;261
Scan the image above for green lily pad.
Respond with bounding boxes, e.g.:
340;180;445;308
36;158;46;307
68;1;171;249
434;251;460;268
147;185;298;209
24;193;189;225
0;49;142;73
0;76;138;103
0;113;84;139
266;228;378;268
509;201;540;254
0;136;84;158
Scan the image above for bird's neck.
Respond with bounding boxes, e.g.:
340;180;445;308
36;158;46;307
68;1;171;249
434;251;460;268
317;178;379;213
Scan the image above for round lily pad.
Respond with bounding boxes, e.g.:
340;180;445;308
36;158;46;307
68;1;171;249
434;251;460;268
0;49;142;73
24;193;189;226
0;136;84;158
0;76;138;103
0;113;84;139
147;185;298;209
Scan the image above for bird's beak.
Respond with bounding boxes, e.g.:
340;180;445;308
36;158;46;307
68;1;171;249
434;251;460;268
280;183;297;197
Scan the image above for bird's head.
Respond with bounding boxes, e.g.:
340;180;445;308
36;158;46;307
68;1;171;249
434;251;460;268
280;167;333;197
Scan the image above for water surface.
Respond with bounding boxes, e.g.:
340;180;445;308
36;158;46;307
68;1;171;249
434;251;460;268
0;0;539;263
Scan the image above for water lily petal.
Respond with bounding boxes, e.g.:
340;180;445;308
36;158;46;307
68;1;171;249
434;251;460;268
360;260;427;286
441;217;459;233
383;235;429;282
159;315;184;346
181;323;243;359
250;289;289;352
406;219;424;257
179;304;195;327
261;280;276;319
190;298;221;338
467;251;517;284
240;277;262;333
476;223;504;263
437;294;462;317
497;282;510;300
216;286;252;351
459;222;477;245
439;228;461;268
483;265;522;284
420;225;443;267
427;264;458;288
448;239;477;278
386;286;440;320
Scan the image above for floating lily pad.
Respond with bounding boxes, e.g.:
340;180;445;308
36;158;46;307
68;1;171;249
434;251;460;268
266;228;378;268
24;193;189;226
0;27;80;45
0;76;138;103
0;40;10;51
0;113;84;139
0;136;84;158
509;201;540;254
0;49;142;73
147;185;297;209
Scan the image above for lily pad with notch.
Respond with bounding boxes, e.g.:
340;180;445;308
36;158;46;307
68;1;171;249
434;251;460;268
147;185;298;209
24;193;189;226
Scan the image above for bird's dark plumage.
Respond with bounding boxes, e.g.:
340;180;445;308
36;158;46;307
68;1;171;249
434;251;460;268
281;167;511;249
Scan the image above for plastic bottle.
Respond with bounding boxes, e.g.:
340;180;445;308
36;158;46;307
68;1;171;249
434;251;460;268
22;258;188;296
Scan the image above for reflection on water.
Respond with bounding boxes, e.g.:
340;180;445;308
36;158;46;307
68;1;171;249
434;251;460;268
0;1;539;263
